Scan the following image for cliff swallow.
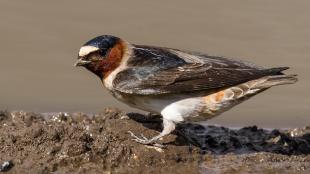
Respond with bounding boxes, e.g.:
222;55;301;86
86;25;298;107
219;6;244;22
75;35;298;146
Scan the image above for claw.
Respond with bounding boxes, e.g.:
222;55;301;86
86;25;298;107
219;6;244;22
127;131;165;148
140;134;148;140
152;143;166;148
128;131;150;144
128;131;138;139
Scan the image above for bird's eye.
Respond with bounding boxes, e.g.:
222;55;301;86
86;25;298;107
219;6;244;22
98;49;108;57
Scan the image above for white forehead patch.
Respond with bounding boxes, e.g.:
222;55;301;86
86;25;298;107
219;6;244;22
78;45;99;57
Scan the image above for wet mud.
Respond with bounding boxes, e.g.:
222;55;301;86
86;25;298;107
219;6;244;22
0;109;309;174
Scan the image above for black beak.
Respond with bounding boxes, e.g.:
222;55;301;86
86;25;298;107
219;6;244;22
74;59;91;67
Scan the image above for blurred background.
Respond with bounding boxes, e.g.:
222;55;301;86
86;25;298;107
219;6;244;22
0;0;309;128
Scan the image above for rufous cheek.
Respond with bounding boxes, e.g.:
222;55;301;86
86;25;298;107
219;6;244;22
107;43;123;61
102;42;124;79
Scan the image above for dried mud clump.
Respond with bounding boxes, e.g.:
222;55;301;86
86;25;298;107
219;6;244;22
0;109;309;174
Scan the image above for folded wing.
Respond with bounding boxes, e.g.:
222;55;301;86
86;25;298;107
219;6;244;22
113;46;288;95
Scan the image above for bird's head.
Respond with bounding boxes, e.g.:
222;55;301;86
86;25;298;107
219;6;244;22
75;35;124;79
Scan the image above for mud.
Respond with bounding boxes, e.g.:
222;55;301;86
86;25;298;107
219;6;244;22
0;109;309;174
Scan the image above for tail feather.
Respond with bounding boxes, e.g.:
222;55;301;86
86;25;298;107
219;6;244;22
254;74;298;89
265;67;290;75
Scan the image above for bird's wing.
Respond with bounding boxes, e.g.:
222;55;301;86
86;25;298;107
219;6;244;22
113;45;287;95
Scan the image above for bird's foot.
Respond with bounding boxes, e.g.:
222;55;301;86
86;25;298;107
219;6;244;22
128;131;165;148
147;112;161;117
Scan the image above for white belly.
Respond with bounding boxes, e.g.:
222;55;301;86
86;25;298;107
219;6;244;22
111;91;186;113
111;91;213;122
110;77;266;123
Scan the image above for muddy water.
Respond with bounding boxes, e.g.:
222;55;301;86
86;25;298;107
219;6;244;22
0;0;309;128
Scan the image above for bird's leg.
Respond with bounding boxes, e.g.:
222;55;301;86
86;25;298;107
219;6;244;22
147;112;161;117
128;119;176;147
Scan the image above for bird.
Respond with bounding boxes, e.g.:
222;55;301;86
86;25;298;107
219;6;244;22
75;35;298;146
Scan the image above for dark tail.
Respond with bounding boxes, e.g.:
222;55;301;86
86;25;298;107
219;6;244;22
265;67;290;75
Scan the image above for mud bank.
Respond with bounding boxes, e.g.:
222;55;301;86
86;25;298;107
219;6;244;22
0;109;309;174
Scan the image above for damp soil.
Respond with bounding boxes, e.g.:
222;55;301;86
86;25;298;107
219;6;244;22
0;109;309;174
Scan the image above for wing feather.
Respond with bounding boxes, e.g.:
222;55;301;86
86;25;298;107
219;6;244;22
113;46;288;95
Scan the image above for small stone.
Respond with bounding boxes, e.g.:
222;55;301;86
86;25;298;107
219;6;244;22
0;161;13;172
120;115;129;120
267;136;281;144
51;112;68;123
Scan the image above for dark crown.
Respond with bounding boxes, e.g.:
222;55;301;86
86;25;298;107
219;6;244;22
84;35;120;49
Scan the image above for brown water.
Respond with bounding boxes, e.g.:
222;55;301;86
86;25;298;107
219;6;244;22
0;0;309;128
